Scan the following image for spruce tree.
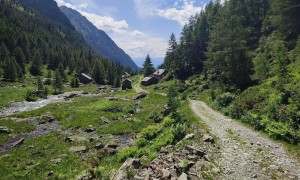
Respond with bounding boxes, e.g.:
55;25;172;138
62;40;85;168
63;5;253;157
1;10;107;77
3;57;17;82
114;76;121;88
13;47;26;74
30;51;42;76
53;69;63;94
93;60;105;84
58;63;67;82
142;54;155;77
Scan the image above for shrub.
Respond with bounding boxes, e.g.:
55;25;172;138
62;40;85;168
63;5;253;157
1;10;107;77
214;92;236;108
117;146;138;162
172;123;187;142
162;116;175;127
141;125;161;140
149;112;162;123
24;90;37;102
135;137;148;148
265;121;299;144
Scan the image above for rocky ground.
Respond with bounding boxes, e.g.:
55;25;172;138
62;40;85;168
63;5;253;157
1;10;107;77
190;100;300;180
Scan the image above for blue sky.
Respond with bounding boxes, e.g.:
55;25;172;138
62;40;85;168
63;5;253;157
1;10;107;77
55;0;211;67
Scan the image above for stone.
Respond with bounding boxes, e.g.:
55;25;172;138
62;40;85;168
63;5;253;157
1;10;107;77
13;138;24;147
186;145;205;157
50;158;61;164
47;171;55;177
203;134;214;144
69;146;87;153
38;115;56;124
106;144;118;149
85;128;96;133
95;143;105;150
161;169;171;179
134;93;147;100
101;116;110;124
111;159;141;180
65;136;88;142
0;126;10;134
178;173;188;180
64;93;78;99
184;133;194;140
105;97;118;101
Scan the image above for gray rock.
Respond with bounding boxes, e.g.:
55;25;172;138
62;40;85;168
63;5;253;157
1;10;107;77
85;128;96;133
203;134;214;144
134;93;147;100
111;159;141;180
106;144;118;149
161;169;171;179
101;116;111;124
95;143;105;150
65;136;88;142
186;145;205;157
13;138;24;147
178;173;188;180
69;146;87;153
0;126;10;134
184;133;195;140
50;158;61;164
38;115;56;124
105;97;118;101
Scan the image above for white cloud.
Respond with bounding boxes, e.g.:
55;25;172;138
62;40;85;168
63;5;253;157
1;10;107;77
79;11;128;33
55;0;167;59
156;1;204;26
133;0;204;26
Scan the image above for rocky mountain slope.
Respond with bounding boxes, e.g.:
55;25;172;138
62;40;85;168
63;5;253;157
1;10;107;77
60;6;139;70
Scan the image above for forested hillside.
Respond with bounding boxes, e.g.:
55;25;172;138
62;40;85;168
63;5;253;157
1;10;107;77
0;0;133;85
18;0;74;30
162;0;300;144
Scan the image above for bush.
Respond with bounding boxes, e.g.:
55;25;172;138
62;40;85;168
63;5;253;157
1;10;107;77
214;92;236;108
265;121;299;144
141;125;161;140
24;90;37;102
162;116;175;127
172;123;187;142
117;146;138;162
135;137;148;148
149;112;162;123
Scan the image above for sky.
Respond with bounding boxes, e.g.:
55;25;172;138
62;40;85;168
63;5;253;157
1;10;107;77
55;0;211;67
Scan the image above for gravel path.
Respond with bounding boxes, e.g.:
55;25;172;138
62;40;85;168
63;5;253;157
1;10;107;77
190;100;300;180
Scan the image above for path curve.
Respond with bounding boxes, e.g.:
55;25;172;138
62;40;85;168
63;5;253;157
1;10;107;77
190;100;300;180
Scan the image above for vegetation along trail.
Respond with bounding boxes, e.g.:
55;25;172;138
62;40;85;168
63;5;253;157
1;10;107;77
190;100;300;180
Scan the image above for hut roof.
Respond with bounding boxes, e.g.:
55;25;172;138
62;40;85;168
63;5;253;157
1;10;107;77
141;77;152;82
153;69;166;76
80;73;92;80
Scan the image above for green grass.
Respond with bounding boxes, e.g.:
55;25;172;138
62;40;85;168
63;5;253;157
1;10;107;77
0;118;36;145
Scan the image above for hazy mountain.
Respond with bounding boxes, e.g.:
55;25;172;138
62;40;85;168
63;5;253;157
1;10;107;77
60;6;139;70
18;0;74;30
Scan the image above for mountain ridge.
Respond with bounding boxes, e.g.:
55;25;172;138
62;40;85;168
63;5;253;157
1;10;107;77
60;6;139;71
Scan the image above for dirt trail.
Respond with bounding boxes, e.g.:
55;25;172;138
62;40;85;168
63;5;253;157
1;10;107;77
190;100;300;180
133;76;149;94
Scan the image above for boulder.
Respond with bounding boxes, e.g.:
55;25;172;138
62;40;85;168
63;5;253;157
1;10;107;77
38;115;56;124
69;146;87;153
95;143;105;150
101;117;111;124
65;136;88;142
184;133;195;140
0;126;10;134
203;134;214;144
106;144;118;149
134;93;147;100
105;97;118;101
178;173;188;180
13;138;24;147
85;128;96;133
64;93;78;99
161;169;171;179
111;159;141;180
186;145;205;157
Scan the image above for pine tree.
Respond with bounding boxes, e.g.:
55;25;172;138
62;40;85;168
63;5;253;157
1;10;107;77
3;57;17;82
164;33;178;71
114;76;121;88
93;60;105;84
142;54;155;77
30;50;42;76
58;63;67;82
53;69;63;94
37;77;43;91
13;47;26;74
